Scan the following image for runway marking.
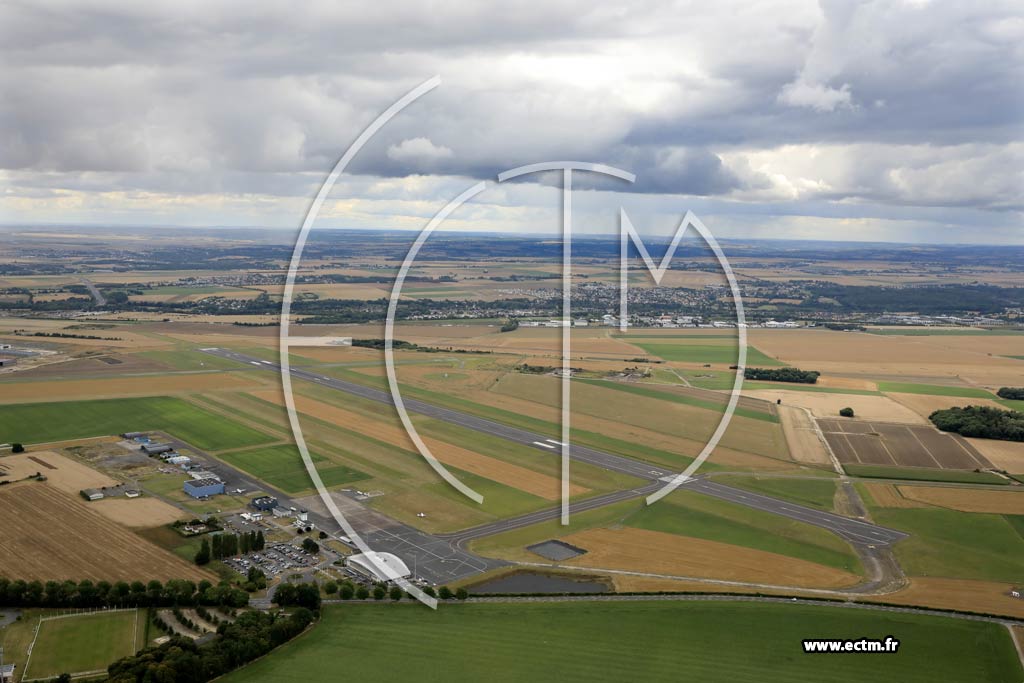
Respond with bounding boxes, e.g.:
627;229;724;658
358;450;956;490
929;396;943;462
533;441;557;449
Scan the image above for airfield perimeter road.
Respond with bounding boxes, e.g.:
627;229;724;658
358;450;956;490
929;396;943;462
201;347;908;551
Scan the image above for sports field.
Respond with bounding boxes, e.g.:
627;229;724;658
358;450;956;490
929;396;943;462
219;602;1022;683
0;396;274;451
24;610;138;680
220;444;371;494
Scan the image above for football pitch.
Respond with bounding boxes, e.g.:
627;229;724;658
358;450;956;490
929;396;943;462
24;610;138;680
218;601;1022;683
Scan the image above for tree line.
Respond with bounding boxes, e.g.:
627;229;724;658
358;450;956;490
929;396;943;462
0;577;248;609
930;405;1024;442
743;367;820;384
196;531;266;565
106;608;314;683
998;387;1024;400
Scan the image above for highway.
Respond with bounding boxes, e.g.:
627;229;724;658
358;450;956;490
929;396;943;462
201;347;909;549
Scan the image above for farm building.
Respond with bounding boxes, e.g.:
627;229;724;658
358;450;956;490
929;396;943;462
80;488;104;501
189;470;221;481
347;551;411;582
142;442;174;456
121;431;146;439
251;495;278;511
0;358;15;367
183;478;225;499
165;455;191;466
124;489;141;498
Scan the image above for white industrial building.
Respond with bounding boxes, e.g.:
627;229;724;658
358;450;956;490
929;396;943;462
346;551;411;582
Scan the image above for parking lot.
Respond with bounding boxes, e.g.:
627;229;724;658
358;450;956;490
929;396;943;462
224;543;318;578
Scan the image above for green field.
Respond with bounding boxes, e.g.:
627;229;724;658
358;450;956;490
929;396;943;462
138;349;246;371
997;399;1024;412
714;476;838;511
843;464;1008;485
220;444;370;494
876;382;994;399
625;491;860;574
574;378;778;423
628;342;781;366
0;396;275;450
25;610;138;679
218;602;1022;683
868;507;1024;582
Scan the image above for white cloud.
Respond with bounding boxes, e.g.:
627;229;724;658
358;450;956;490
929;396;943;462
777;80;852;112
386;137;454;165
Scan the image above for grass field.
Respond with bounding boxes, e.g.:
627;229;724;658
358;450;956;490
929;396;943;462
997;399;1024;412
714;476;837;511
869;506;1024;582
574;378;778;423
220;444;370;494
25;610;138;679
218;602;1022;683
0;396;274;451
843;464;1008;485
876;382;994;399
628;342;782;366
624;491;860;573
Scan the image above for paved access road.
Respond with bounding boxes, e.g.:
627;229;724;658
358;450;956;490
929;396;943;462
200;348;908;549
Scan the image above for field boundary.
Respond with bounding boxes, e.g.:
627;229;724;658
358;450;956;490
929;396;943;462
22;608;138;682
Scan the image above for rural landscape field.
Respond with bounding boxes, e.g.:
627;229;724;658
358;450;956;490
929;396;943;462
1;225;1022;682
4;2;1022;681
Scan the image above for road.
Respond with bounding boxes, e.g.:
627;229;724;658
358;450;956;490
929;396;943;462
80;277;106;305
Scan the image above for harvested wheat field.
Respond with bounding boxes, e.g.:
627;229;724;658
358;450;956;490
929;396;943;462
92;497;188;527
888;393;1006;421
0;372;261;404
777;405;831;466
897;486;1024;514
864;577;1024;619
966;438;1024;473
860;483;930;509
815;376;878;391
748;329;1024;382
743;390;926;424
249;390;585;499
559;527;860;589
0;451;118;494
0;483;212;581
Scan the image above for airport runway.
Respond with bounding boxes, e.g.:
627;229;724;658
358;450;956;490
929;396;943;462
201;347;909;550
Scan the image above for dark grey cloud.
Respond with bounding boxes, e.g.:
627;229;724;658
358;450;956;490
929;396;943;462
0;0;1021;237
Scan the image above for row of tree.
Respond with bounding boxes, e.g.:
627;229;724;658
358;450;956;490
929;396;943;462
0;577;249;609
998;387;1024;400
930;405;1024;442
743;367;820;384
107;608;315;683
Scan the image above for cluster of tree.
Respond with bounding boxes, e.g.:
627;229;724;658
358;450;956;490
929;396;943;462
0;578;248;609
930;406;1024;442
205;531;265;561
272;582;322;610
243;567;268;592
839;407;855;418
744;367;820;384
801;283;1024;316
517;363;582;374
499;318;519;333
301;537;320;554
107;608;315;683
998;387;1024;400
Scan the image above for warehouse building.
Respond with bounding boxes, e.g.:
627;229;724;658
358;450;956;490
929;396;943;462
142;442;174;456
346;551;411;583
80;488;104;501
183;478;225;499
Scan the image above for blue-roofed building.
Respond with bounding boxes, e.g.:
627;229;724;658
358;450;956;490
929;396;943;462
183;478;225;499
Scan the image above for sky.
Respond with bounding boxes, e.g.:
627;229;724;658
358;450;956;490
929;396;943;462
1;0;1022;244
